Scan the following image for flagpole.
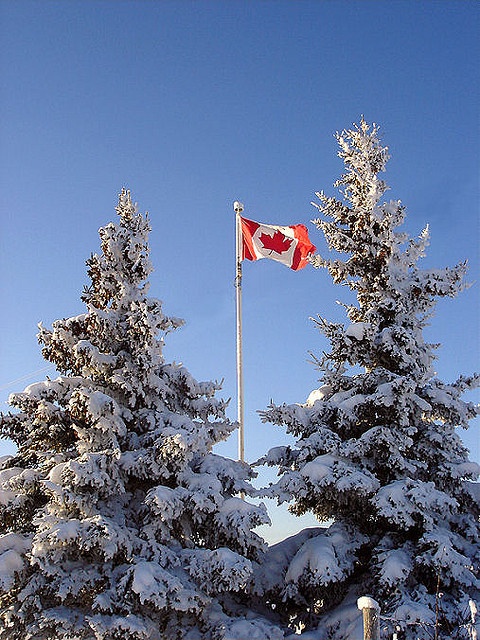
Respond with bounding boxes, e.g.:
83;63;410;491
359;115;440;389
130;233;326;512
233;201;245;463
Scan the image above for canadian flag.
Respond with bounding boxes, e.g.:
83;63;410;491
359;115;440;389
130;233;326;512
240;216;316;271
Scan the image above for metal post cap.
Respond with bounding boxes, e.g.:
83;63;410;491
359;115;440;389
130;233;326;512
233;201;244;213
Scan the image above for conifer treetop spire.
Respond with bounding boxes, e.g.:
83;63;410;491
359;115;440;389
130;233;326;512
335;117;390;207
116;186;136;220
82;187;155;312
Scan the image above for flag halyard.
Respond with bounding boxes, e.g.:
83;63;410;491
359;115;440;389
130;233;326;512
240;216;316;270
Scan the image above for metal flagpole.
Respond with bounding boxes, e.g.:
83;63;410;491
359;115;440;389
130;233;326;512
233;201;245;462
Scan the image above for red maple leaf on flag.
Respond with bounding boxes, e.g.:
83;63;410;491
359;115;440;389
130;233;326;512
259;230;293;255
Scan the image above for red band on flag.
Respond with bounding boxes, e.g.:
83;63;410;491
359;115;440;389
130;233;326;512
291;223;315;270
240;217;260;262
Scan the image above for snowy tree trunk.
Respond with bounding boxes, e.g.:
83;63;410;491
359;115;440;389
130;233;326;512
358;597;380;640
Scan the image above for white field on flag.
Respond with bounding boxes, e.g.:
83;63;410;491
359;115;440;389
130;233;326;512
241;216;316;271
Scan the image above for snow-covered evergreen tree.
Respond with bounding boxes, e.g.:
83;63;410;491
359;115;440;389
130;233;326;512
0;189;282;640
257;120;479;639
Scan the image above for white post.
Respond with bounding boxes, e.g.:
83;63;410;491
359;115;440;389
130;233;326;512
233;201;245;463
357;596;380;640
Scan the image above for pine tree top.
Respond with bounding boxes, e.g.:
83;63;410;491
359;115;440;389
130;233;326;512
309;119;468;382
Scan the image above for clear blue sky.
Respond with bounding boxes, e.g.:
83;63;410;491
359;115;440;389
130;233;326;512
1;0;478;542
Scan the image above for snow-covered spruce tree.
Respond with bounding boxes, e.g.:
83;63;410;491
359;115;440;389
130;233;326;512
0;189;282;640
257;120;479;638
